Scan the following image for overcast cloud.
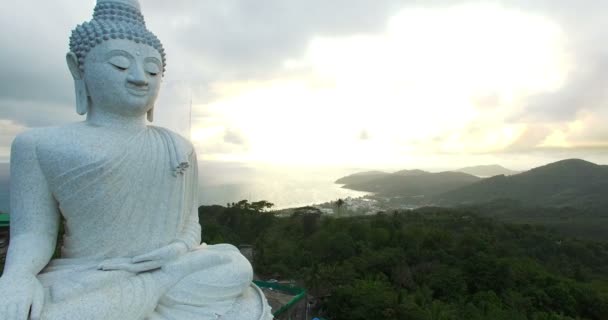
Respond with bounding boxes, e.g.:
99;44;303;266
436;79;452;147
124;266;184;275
0;0;607;167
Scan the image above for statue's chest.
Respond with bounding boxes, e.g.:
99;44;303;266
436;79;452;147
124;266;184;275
37;140;124;182
34;127;186;205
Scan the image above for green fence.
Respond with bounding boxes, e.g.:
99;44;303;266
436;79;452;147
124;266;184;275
253;280;306;317
0;213;8;228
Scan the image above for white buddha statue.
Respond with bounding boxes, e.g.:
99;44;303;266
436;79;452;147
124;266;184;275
0;0;272;319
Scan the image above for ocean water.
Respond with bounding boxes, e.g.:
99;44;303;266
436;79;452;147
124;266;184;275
198;162;369;209
0;162;368;212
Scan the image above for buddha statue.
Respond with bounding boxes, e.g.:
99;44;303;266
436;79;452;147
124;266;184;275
0;0;272;319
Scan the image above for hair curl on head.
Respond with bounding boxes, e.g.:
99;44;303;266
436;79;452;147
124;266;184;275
68;1;166;75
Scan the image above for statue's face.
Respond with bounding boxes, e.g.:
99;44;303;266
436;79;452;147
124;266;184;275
83;39;163;118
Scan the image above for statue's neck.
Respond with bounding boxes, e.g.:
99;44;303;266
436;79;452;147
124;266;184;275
86;108;148;132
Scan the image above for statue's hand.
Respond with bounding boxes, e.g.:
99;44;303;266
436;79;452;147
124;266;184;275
98;241;188;273
0;273;45;320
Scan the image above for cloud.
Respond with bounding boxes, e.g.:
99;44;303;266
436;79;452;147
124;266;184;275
0;0;409;158
358;129;371;141
502;0;608;124
0;1;88;107
503;125;553;152
1;0;608;168
223;128;247;145
145;0;408;81
470;92;501;110
0;98;79;128
550;109;608;147
514;57;608;123
0;119;28;162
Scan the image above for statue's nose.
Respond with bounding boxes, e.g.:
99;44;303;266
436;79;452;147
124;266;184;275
127;66;149;87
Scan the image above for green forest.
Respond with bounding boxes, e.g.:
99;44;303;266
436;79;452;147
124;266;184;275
200;202;608;320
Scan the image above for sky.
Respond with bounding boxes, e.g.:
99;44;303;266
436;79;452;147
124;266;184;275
1;0;607;172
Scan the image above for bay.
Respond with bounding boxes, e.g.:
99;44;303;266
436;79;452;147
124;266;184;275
198;161;370;209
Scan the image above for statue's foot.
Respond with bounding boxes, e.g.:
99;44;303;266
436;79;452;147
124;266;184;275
151;285;272;320
150;244;260;319
219;284;274;320
161;245;231;281
161;244;253;302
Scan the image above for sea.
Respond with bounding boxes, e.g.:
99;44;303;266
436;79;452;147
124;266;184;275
198;161;369;209
0;161;369;212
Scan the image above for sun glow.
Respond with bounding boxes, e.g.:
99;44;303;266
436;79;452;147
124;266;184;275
192;4;569;167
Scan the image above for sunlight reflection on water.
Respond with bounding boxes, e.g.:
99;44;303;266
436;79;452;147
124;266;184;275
198;161;370;209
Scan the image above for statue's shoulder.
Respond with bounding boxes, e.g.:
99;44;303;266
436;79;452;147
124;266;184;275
10;126;67;166
11;127;59;151
12;123;86;160
149;126;192;145
149;126;195;155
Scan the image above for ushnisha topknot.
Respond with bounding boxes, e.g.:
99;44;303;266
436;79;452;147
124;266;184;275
69;0;166;75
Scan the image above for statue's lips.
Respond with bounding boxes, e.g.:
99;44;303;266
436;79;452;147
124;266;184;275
126;85;149;96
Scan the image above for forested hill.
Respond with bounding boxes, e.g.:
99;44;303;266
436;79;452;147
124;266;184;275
455;164;520;177
437;159;608;213
199;204;608;320
335;170;390;185
336;170;480;196
336;159;608;213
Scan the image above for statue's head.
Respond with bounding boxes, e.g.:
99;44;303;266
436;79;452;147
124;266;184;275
66;0;166;121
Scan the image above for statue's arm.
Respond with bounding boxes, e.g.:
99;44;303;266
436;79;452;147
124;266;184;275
175;206;202;249
174;150;202;249
107;149;200;272
3;131;60;277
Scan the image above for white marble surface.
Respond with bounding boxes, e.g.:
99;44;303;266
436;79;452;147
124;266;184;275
0;0;271;319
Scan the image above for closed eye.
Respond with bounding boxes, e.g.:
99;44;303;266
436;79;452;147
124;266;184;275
108;55;131;71
145;61;161;77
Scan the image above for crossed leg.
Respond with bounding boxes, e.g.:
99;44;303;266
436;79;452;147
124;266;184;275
39;244;263;320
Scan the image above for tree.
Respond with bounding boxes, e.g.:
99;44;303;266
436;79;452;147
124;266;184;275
250;200;274;212
326;278;399;320
335;198;346;216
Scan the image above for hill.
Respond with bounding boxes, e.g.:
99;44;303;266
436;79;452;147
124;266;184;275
456;164;520;177
438;159;608;213
334;170;390;185
340;171;480;196
393;169;429;176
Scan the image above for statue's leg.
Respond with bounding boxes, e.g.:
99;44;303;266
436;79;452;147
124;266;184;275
40;271;173;320
149;244;271;320
40;247;239;320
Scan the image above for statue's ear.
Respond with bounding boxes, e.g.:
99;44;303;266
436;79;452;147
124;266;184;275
66;52;82;80
147;107;154;122
66;52;89;115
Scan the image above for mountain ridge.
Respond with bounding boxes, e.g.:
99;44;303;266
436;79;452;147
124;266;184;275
337;159;608;213
437;159;608;213
335;171;390;185
456;164;520;177
338;170;481;196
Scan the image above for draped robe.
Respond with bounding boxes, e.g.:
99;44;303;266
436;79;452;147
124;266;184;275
33;125;272;320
